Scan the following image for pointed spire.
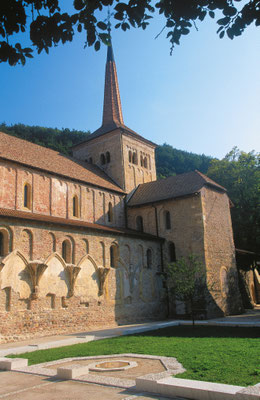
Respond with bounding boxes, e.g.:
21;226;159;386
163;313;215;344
102;35;124;126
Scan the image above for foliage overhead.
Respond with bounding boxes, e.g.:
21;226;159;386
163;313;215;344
207;147;260;253
0;0;259;65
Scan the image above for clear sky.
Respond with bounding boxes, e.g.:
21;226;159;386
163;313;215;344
1;11;259;159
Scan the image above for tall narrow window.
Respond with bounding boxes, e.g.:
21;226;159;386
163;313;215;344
0;232;4;257
62;240;72;263
165;211;171;230
146;249;152;269
169;242;176;262
143;157;148;168
129;150;132;163
73;195;79;217
110;245;117;268
133;152;138;165
108;202;113;223
136;216;144;232
23;183;31;209
89;157;93;164
100;153;106;165
140;155;143;167
106;151;111;163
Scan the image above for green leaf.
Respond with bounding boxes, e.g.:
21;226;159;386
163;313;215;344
94;41;100;51
219;30;225;38
217;17;230;26
97;22;107;30
209;11;215;19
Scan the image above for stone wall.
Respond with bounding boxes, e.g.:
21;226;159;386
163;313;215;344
0;218;165;343
0;160;125;228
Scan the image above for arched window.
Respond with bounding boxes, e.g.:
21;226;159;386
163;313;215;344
165;211;171;230
146;249;152;269
23;183;31;209
106;151;111;163
100;153;106;165
136;216;144;232
62;240;72;263
110;245;118;268
140;155;143;167
108;202;113;223
143;157;148;168
129;150;132;163
169;242;176;262
0;231;7;257
133;152;138;165
72;195;79;217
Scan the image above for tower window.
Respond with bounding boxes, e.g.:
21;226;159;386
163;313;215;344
129;150;132;163
169;242;176;262
108;202;113;222
146;249;152;269
100;153;106;165
165;211;171;230
72;195;79;217
140;155;143;167
136;216;144;232
143;157;148;168
23;183;31;209
62;240;72;263
106;151;111;163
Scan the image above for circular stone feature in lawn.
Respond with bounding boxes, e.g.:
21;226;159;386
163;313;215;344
89;360;137;372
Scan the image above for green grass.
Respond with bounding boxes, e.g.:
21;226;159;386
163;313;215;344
12;326;260;387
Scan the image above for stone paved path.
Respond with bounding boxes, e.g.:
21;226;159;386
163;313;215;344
0;371;185;400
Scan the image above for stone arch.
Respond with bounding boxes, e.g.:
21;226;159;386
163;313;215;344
74;254;99;299
21;229;33;260
0;226;13;256
40;252;69;297
0;250;31;299
81;238;89;255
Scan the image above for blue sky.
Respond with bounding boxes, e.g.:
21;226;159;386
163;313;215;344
1;11;259;159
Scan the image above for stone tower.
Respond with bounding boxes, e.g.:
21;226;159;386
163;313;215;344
72;41;157;193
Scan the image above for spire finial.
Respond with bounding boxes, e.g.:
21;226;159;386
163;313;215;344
107;7;112;38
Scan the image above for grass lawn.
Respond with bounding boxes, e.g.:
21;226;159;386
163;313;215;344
12;326;260;387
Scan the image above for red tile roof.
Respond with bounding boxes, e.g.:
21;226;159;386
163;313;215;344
0;208;162;241
127;170;226;207
0;131;124;193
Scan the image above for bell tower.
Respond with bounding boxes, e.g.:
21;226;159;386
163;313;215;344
71;37;157;193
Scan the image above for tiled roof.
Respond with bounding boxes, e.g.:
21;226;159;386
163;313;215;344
0;131;124;193
71;122;156;148
0;208;162;241
127;170;226;207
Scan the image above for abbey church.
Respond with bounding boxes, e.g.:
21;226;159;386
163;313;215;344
0;43;243;342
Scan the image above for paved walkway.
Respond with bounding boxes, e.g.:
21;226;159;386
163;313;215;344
0;370;184;400
0;310;259;400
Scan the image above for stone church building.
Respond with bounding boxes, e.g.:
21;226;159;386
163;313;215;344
0;43;243;342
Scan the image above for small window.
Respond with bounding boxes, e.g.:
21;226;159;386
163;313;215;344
108;202;113;222
72;195;79;217
0;232;6;257
143;157;148;168
146;249;152;269
169;242;176;262
23;183;31;209
100;153;106;165
136;216;144;232
106;151;110;163
133;152;138;165
165;211;171;230
89;157;93;164
62;240;72;263
140;155;143;167
110;245;117;268
129;150;132;163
